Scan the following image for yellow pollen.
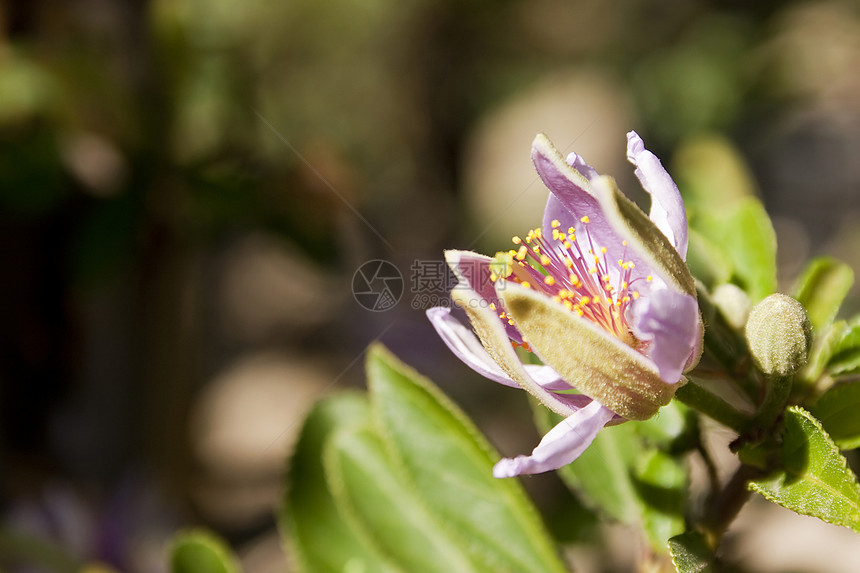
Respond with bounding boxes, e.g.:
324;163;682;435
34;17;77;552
580;216;590;223
534;228;542;239
490;273;497;281
633;291;640;299
580;296;591;305
622;240;627;246
563;300;574;310
646;275;653;282
576;308;584;316
568;227;576;235
544;276;555;286
551;219;561;228
521;282;530;289
600;247;607;254
622;281;628;289
589;267;597;274
489;302;496;310
540;255;551;266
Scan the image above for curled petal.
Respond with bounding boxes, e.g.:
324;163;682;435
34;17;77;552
426;306;516;387
444;250;522;343
629;288;701;384
493;400;616;478
449;286;587;417
626;131;688;260
426;306;573;392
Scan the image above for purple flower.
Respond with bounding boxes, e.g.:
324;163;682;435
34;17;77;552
428;132;702;478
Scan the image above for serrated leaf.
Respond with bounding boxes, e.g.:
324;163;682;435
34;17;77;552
325;425;479;573
281;393;396;573
748;406;860;532
809;380;860;450
667;531;714;573
793;257;854;332
169;530;240;573
367;345;567;573
828;320;860;376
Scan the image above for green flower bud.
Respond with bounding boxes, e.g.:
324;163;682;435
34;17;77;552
745;294;811;377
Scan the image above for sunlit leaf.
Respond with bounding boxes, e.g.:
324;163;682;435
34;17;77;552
281;393;396;573
325;426;479;573
748;407;860;533
169;530;241;573
367;345;568;573
793;257;854;332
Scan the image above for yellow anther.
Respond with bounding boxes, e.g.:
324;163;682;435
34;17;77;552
516;246;527;260
540;255;551;266
622;281;628;289
521;282;530;289
534;228;543;239
489;302;496;310
576;308;584;316
622;240;627;246
580;215;590;223
544;275;555;286
551;219;561;228
512;236;522;244
618;259;624;266
563;241;571;249
600;247;607;254
568;227;576;235
563;300;574;310
580;296;591;305
565;259;574;268
490;273;497;281
633;291;640;299
622;296;630;303
646;275;653;282
589;267;597;274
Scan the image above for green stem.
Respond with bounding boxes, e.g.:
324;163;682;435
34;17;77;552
675;381;751;434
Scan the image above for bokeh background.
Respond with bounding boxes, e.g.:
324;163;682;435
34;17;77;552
2;0;860;571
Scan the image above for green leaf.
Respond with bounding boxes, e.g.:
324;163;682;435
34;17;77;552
793;257;854;332
809;380;860;450
748;406;860;532
827;320;860;376
325;425;478;573
282;393;396;573
720;197;777;303
169;530;241;573
633;450;687;549
367;345;567;573
667;531;714;573
800;321;849;385
685;229;732;289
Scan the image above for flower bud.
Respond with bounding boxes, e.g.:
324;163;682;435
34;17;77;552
745;294;811;377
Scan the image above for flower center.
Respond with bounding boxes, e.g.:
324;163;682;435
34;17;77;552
490;217;652;347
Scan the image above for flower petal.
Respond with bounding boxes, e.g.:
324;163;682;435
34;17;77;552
628;288;702;384
426;306;518;387
450;285;580;417
627;131;689;259
426;306;575;392
497;281;678;420
493;400;616;478
445;250;522;343
591;175;696;297
532;135;626;265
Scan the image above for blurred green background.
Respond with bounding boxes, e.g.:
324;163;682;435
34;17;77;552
1;0;859;571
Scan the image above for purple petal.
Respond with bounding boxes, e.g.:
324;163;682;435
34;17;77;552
628;288;700;384
626;131;688;260
493;401;616;478
534;135;654;290
427;306;517;387
565;152;600;180
445;250;522;343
